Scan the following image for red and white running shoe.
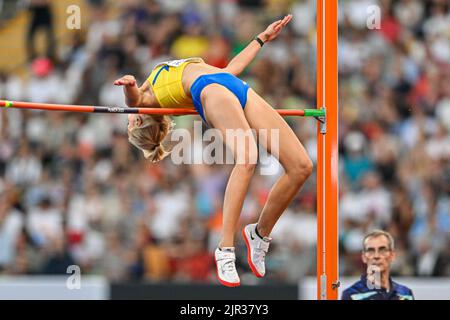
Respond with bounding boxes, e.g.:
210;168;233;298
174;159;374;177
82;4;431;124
215;247;240;287
242;223;272;278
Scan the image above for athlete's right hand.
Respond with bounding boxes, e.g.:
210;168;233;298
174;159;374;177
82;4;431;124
259;14;293;43
114;75;137;86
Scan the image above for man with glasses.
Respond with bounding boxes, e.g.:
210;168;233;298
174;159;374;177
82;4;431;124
341;230;414;300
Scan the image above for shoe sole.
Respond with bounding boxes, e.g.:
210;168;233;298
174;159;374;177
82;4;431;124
242;227;264;278
215;259;240;287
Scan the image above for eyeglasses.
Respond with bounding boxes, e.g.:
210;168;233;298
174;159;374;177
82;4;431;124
364;247;391;257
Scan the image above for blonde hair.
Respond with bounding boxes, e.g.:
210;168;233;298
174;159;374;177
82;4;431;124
128;114;175;163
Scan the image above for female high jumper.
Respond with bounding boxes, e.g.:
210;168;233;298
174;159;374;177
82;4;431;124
114;14;313;287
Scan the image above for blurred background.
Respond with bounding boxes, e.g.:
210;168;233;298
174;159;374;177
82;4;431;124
0;0;449;299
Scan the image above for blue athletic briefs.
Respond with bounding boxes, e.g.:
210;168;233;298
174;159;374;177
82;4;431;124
190;73;250;126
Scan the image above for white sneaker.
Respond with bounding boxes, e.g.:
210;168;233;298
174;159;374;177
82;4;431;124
214;247;240;287
242;223;272;278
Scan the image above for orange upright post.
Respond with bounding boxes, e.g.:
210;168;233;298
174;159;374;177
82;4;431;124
316;0;339;300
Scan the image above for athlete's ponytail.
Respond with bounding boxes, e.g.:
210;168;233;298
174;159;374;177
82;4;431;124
128;115;175;163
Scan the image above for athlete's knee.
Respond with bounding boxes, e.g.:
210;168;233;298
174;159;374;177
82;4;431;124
234;161;257;174
226;128;258;167
286;156;314;181
234;143;258;173
235;149;258;173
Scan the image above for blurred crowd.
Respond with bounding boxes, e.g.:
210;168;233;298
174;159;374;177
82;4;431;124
0;0;449;284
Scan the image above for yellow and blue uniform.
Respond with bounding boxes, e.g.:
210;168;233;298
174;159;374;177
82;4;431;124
147;57;250;126
147;57;203;109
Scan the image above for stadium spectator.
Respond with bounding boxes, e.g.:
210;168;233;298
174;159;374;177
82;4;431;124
341;230;415;300
26;0;55;61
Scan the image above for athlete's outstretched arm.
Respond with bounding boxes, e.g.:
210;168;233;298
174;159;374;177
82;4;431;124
223;14;292;76
114;75;158;108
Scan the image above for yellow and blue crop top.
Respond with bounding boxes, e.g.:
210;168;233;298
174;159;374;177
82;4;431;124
147;57;204;108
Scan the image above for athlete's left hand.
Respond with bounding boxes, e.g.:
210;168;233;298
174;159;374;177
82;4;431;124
259;14;293;43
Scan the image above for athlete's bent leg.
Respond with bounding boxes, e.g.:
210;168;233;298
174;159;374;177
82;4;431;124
201;84;258;286
242;89;313;277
